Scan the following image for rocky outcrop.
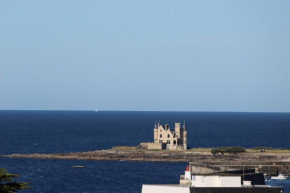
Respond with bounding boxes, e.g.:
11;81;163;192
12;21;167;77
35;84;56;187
1;149;290;163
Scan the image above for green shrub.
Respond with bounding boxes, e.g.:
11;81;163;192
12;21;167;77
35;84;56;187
211;147;246;155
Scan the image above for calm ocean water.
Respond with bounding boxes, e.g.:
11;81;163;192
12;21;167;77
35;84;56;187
1;111;290;192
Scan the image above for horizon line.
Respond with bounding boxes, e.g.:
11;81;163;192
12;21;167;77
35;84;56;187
0;109;289;113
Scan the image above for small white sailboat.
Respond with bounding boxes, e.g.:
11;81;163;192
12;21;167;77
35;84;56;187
271;173;287;180
95;108;98;112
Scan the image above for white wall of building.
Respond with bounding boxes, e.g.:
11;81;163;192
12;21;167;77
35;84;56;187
220;176;241;187
192;176;206;187
142;185;190;193
205;176;220;187
191;175;241;187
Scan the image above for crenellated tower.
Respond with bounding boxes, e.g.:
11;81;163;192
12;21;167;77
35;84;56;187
175;123;181;138
154;122;158;143
183;120;187;150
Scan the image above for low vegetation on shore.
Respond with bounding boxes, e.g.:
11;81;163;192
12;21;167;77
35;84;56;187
210;147;246;155
112;146;137;151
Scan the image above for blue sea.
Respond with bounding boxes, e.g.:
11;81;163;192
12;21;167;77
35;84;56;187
1;111;290;193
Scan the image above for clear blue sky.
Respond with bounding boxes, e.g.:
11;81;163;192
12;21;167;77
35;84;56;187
1;1;289;112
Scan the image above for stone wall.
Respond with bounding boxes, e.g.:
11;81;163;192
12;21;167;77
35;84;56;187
147;142;166;150
140;143;149;149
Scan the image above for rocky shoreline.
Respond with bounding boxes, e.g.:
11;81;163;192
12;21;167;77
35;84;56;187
2;149;290;163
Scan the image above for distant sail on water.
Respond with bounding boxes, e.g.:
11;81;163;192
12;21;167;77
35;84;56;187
95;108;98;112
